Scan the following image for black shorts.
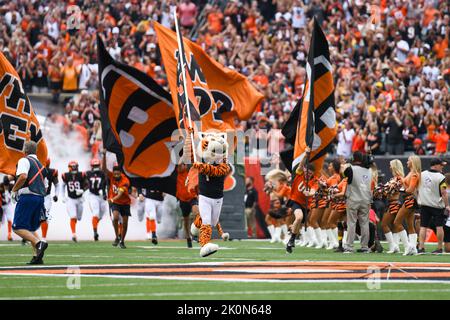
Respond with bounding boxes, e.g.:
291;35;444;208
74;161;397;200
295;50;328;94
179;199;198;217
444;225;450;243
286;200;307;222
110;203;131;217
420;206;445;228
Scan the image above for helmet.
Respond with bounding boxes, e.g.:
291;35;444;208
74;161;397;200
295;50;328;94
45;158;51;167
90;158;101;168
68;161;79;172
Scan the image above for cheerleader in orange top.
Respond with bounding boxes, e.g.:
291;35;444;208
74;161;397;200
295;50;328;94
393;155;421;255
381;159;405;254
263;169;291;243
327;166;348;252
320;159;342;250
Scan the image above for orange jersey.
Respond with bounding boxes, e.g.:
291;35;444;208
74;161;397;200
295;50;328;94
326;173;341;187
108;173;131;205
176;169;197;202
403;172;419;194
290;172;319;206
275;183;291;200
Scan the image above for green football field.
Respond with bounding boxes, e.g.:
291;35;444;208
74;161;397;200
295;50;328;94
0;239;449;300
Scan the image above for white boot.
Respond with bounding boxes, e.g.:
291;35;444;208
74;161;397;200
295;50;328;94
321;229;328;247
332;227;339;248
281;224;289;242
298;227;307;247
325;229;334;250
393;232;400;247
408;233;418;255
397;230;411;255
274;227;282;243
268;225;275;243
385;232;399;253
307;227;317;247
314;228;325;249
200;243;219;257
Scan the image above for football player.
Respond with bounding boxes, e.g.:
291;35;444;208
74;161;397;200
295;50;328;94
140;188;165;244
86;158;108;241
41;159;59;241
60;161;87;242
0;176;15;241
177;163;198;248
102;151;131;249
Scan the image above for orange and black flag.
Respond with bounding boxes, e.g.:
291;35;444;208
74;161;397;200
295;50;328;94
0;52;48;175
154;22;263;132
281;18;336;173
97;37;178;195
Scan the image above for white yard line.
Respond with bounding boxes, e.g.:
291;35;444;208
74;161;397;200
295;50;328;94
2;288;450;300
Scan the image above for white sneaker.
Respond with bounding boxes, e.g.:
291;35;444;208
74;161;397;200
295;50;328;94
190;223;199;237
200;243;219;257
387;246;400;254
270;237;276;243
306;240;316;248
315;241;325;249
221;232;230;241
410;246;418;255
326;243;335;250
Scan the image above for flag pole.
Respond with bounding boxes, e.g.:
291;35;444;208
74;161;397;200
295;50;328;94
173;10;197;163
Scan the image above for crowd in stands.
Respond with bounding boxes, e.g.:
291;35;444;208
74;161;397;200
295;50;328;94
0;0;449;158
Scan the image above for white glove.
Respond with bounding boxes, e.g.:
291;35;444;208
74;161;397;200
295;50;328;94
62;197;67;203
75;189;84;196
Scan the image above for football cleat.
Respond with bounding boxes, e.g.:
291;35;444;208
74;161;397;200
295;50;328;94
72;236;78;243
94;232;99;242
187;238;193;248
200;243;219;257
190;223;199;237
112;238;120;247
35;241;48;260
119;241;126;249
27;256;43;265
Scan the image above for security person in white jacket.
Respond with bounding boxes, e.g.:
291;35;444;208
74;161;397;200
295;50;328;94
417;158;450;254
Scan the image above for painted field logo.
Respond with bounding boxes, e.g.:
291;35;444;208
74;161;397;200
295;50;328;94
66;266;81;290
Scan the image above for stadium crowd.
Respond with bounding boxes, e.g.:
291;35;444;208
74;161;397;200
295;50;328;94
0;0;449;157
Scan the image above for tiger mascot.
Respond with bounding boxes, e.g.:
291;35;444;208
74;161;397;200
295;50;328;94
187;131;231;257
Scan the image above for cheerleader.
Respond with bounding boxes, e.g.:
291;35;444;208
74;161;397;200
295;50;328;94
319;160;342;250
327;167;348;252
393;155;421;255
381;160;405;254
263;169;291;243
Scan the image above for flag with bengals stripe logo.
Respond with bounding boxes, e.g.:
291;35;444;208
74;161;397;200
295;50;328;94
0;52;48;175
281;19;336;173
154;22;263;132
97;37;178;195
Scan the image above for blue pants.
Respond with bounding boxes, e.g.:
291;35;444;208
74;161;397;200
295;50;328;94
12;194;45;232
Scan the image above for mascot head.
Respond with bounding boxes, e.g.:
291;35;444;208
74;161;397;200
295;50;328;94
197;131;229;164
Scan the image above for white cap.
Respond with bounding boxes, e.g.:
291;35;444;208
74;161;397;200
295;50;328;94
385;79;393;86
154;65;162;72
112;27;119;34
146;28;155;36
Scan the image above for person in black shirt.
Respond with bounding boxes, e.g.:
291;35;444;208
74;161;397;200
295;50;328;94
366;123;382;155
244;177;258;238
85;158;108;241
384;109;404;155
